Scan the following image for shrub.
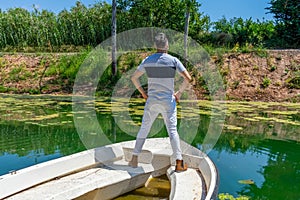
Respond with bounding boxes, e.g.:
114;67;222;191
286;76;300;89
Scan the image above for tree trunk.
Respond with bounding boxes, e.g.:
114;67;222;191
111;0;117;76
184;5;190;65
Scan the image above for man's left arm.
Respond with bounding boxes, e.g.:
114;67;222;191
131;70;148;100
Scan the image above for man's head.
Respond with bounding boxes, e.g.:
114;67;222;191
155;33;169;51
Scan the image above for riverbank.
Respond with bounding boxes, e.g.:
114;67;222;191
0;50;299;102
217;49;300;102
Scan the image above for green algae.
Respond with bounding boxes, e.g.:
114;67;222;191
242;117;260;122
238;179;255;185
267;110;299;115
0;95;299;141
224;124;244;131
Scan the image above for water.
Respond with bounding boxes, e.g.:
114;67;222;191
0;94;299;199
209;139;300;199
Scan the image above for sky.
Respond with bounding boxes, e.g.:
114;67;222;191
0;0;274;22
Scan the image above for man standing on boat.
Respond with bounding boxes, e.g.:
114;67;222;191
129;32;192;172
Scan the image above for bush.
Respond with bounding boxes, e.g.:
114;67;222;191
287;76;300;89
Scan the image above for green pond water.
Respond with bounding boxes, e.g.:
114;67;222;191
0;94;299;199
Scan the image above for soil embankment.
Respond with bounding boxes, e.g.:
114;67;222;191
216;50;299;102
0;50;299;102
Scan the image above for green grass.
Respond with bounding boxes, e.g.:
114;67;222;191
262;77;271;88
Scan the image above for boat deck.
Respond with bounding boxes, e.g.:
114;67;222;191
1;138;217;200
7;160;156;200
6;160;204;200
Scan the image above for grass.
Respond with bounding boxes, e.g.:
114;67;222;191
262;77;271;88
269;65;277;72
287;76;300;89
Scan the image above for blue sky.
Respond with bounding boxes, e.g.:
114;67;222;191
0;0;274;22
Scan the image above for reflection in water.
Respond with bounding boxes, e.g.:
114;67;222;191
208;138;300;199
0;95;299;199
0;122;85;175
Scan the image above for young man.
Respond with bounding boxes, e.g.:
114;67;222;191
129;33;192;172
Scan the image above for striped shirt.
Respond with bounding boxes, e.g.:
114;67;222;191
137;53;186;100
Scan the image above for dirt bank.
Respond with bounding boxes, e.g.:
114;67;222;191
0;50;299;102
217;50;299;102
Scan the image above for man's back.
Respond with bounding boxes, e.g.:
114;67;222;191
138;53;185;100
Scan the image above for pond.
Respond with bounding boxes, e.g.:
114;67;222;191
0;94;299;199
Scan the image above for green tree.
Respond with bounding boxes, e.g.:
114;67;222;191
266;0;300;48
212;17;275;47
116;0;209;39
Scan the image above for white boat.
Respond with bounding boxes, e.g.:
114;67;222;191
0;138;219;200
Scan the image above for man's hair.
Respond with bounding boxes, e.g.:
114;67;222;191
155;33;168;50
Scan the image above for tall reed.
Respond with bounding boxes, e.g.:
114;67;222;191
0;2;112;51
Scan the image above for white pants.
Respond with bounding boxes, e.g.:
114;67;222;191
132;96;183;160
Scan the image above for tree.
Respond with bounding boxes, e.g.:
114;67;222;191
266;0;300;48
212;17;275;47
116;0;207;40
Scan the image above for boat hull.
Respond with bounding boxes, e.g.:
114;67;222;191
0;138;218;200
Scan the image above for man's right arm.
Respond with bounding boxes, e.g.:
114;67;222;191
174;70;192;102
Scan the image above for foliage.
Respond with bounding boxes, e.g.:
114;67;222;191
46;51;88;84
211;17;275;47
266;0;300;48
0;2;112;50
286;72;300;89
262;77;271;88
0;0;211;51
0;0;298;51
116;0;210;37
